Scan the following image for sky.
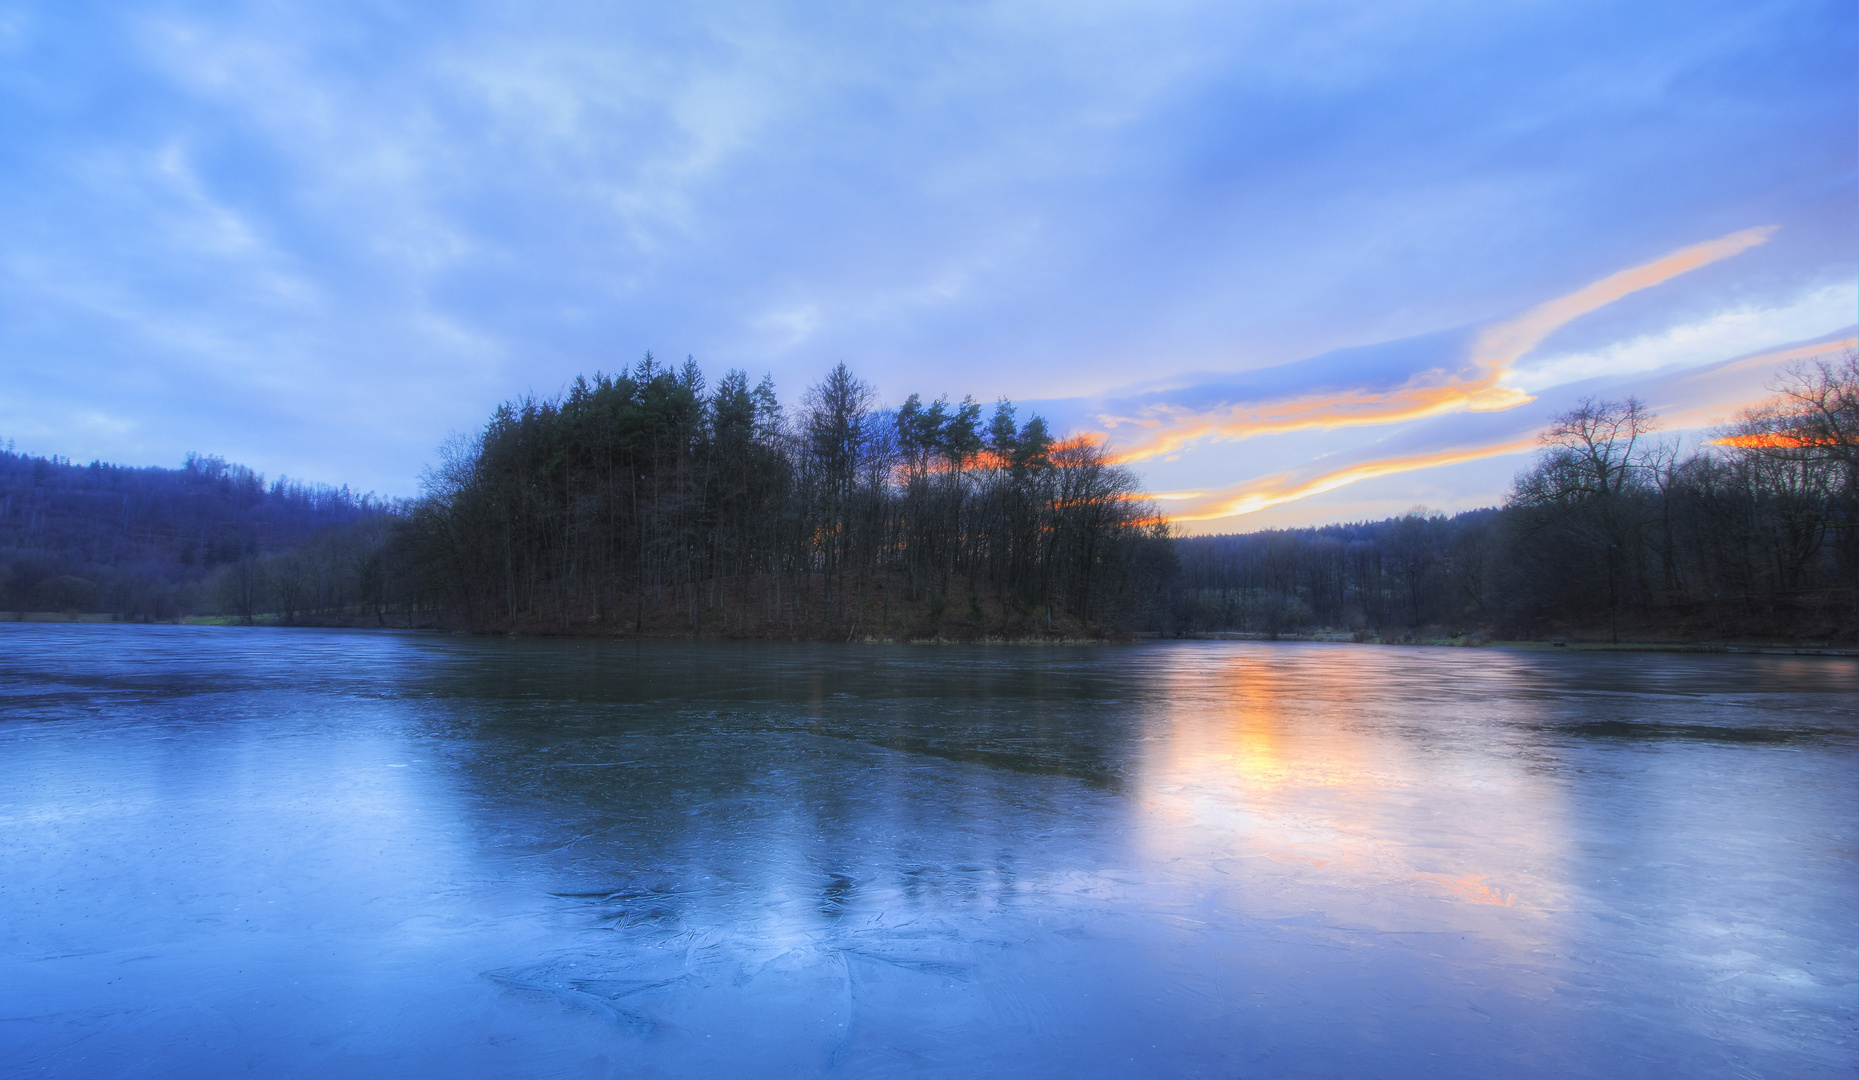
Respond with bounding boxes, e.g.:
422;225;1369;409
1;0;1853;531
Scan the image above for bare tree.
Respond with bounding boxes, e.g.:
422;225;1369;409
1508;397;1658;643
1720;350;1859;630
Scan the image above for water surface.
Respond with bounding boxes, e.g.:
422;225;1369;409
2;626;1853;1077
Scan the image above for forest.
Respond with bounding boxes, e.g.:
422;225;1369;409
2;359;1176;639
402;358;1174;637
0;447;388;620
3;352;1852;644
1176;354;1857;644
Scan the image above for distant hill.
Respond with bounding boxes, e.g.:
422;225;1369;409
0;446;389;618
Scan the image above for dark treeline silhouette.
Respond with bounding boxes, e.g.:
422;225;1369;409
402;357;1175;637
1173;508;1503;638
0;446;389;619
1172;354;1857;643
11;352;1851;645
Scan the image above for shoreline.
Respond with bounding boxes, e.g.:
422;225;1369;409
4;613;1853;655
1171;629;1857;657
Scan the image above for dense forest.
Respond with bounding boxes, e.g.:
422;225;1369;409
0;447;389;619
403;358;1174;637
2;359;1176;638
1176;354;1857;644
4;352;1852;645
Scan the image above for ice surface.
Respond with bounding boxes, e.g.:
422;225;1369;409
1;626;1853;1077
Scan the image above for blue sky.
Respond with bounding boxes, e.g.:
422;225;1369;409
1;0;1852;529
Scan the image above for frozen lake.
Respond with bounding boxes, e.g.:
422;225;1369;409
1;625;1853;1077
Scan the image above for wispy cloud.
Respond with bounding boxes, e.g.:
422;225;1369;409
1514;281;1856;390
0;0;1848;500
1159;332;1856;527
1098;226;1777;463
1465;226;1776;374
1649;335;1858;431
1165;439;1541;522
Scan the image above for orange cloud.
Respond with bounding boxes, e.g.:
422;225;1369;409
1166;438;1539;523
1101;377;1532;464
1159;329;1846;526
1102;226;1778;464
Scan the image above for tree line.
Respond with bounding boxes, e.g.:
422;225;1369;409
0;446;388;620
10;352;1851;645
400;358;1174;637
1172;353;1856;643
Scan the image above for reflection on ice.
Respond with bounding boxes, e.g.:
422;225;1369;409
1136;648;1561;923
0;626;1852;1078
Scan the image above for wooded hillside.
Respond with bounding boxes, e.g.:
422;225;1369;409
1174;354;1856;643
0;447;387;619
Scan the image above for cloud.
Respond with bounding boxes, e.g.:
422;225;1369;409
1156;332;1857;527
1514;283;1853;393
1098;226;1778;463
1097;371;1531;464
0;1;1850;499
1465;226;1776;374
1165;439;1540;522
1647;335;1858;431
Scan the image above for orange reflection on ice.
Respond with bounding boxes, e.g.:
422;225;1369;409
1413;873;1517;907
1133;647;1558;919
